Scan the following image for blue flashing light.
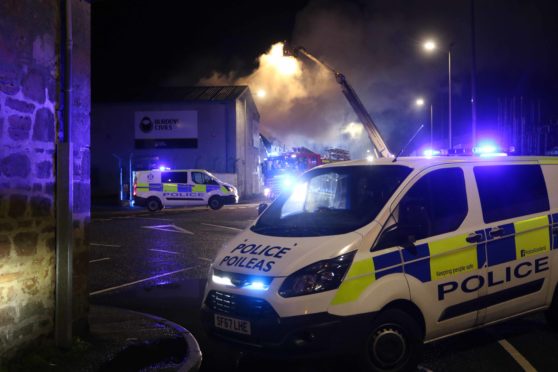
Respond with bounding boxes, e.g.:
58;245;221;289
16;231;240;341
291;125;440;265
269;151;279;157
159;165;171;171
245;281;269;290
290;154;297;158
423;149;441;157
282;175;294;188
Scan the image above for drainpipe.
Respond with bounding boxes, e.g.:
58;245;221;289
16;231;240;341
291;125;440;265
55;0;73;348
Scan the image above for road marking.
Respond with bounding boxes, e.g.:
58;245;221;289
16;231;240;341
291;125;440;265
142;224;194;235
89;257;111;263
89;267;194;296
498;339;536;372
149;249;180;255
90;243;121;247
137;216;172;221
197;256;213;262
201;223;242;232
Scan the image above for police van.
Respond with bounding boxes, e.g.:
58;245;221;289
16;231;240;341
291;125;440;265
133;169;238;211
201;153;558;371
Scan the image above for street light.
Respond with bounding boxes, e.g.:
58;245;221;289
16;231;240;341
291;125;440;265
422;39;453;148
415;97;434;149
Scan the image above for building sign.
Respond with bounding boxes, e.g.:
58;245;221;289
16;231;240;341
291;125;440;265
134;111;198;149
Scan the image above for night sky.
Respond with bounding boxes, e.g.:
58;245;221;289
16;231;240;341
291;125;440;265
93;0;558;155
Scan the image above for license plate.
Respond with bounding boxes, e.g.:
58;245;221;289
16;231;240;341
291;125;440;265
214;314;251;335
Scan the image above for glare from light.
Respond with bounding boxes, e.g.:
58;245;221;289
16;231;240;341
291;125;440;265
423;40;437;52
263;187;271;197
159;165;170;171
291;182;308;202
415;98;425;107
265;42;300;76
342;122;364;139
268;151;279;157
245;281;268;290
290;154;297;158
423;149;440;157
212;275;233;286
366;155;374;162
256;89;267;98
282;176;294;188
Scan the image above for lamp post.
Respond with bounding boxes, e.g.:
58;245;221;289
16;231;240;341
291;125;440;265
415;98;434;149
422;40;453;148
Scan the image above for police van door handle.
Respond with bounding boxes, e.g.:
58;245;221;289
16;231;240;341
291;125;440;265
466;233;482;244
489;227;504;238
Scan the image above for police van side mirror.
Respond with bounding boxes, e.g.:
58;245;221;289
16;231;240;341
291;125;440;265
258;203;268;216
374;224;417;251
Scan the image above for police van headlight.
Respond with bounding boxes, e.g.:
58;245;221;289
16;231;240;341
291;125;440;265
279;251;356;298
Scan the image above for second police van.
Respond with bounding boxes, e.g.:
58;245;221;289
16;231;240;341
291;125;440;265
133;169;238;211
201;153;558;371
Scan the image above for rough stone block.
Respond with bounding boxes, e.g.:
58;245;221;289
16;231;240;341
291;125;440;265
8;115;32;141
8;194;27;218
22;69;46;104
0;117;3;138
0;153;31;178
22;277;39;296
0;272;23;284
32;108;54;142
0;306;16;327
0;235;10;259
30;196;51;217
0;222;15;232
20;300;45;320
36;160;51;179
73;182;90;213
32;183;42;192
45;182;54;196
14;232;38;256
5;97;35;114
0;65;20;95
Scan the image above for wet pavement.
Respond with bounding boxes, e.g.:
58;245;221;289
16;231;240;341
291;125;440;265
89;205;558;371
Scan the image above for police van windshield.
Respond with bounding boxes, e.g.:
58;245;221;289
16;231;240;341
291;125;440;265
252;165;412;237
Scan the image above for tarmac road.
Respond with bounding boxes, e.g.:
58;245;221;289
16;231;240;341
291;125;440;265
89;205;558;371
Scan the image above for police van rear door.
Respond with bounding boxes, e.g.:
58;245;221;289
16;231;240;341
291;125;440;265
474;163;551;323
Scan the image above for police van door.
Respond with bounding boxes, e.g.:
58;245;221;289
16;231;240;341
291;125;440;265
191;171;221;205
161;171;190;206
474;164;551;323
377;166;485;339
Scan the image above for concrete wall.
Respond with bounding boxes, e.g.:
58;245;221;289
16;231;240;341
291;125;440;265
235;92;262;197
0;0;90;361
92;98;260;198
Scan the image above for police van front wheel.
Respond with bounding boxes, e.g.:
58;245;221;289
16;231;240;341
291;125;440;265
146;197;162;212
208;196;223;210
360;309;423;372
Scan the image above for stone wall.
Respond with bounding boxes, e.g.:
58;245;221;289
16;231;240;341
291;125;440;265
0;0;90;361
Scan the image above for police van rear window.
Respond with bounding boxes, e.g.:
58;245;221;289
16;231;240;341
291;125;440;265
474;164;549;223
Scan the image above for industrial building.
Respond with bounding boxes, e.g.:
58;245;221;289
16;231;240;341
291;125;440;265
92;86;262;201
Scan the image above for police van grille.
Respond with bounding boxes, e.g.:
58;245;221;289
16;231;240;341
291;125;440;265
206;291;276;318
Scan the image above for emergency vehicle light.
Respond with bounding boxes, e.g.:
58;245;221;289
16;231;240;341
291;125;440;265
423;149;441;157
212;271;270;291
158;165;171;171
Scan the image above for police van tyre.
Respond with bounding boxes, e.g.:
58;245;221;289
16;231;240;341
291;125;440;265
208;196;223;210
360;309;423;372
146;197;162;212
545;285;558;330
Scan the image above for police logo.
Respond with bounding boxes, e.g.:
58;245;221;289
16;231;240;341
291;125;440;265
139;116;153;133
147;174;154;181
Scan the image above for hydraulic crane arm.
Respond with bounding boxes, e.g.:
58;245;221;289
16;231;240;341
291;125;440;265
286;45;392;158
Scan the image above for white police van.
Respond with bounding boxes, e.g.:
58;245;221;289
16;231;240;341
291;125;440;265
201;153;558;371
133;169;238;211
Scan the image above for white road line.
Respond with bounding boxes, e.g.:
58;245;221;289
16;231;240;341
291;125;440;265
149;249;180;255
137;216;172;221
498;339;537;372
90;243;121;247
142;224;194;235
89;267;194;296
197;256;213;262
89;257;111;263
201;223;243;232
